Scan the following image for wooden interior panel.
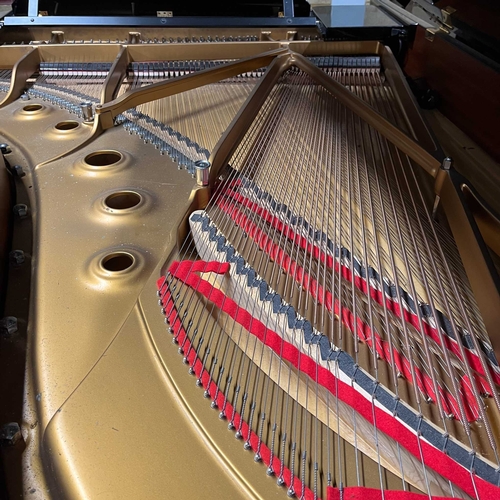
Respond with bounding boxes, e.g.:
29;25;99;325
404;26;500;164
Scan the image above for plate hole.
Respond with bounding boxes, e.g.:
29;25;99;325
84;151;122;167
23;104;43;112
101;252;134;272
55;120;79;131
105;191;141;210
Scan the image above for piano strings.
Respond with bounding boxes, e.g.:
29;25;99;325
157;65;500;500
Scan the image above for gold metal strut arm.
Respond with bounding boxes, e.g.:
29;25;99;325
0;47;39;108
291;53;442;177
101;46;130;104
95;47;288;130
209;53;292;185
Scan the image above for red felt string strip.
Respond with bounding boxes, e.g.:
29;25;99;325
327;486;461;500
160;260;499;499
221;186;498;393
214;197;476;421
157;279;315;500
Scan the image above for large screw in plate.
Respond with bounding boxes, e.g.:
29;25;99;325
0;423;22;446
194;160;210;186
13;204;28;219
13;165;26;177
80;102;94;123
10;250;25;267
0;316;18;336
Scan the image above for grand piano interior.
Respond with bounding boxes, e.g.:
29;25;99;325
0;1;500;499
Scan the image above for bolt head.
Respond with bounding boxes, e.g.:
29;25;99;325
442;157;453;171
0;316;18;336
0;143;10;154
13;204;28;219
0;422;22;445
194;160;210;170
13;165;25;177
10;250;25;266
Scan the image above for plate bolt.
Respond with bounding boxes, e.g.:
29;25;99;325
80;102;94;123
13;165;25;177
13;204;28;219
10;250;25;266
0;423;22;446
442;157;453;170
0;317;18;337
194;160;210;186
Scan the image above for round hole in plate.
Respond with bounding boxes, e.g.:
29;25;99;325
55;120;79;131
101;252;134;272
23;104;43;112
84;151;122;167
104;191;141;210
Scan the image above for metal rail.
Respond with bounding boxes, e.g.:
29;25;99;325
6;0;314;27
